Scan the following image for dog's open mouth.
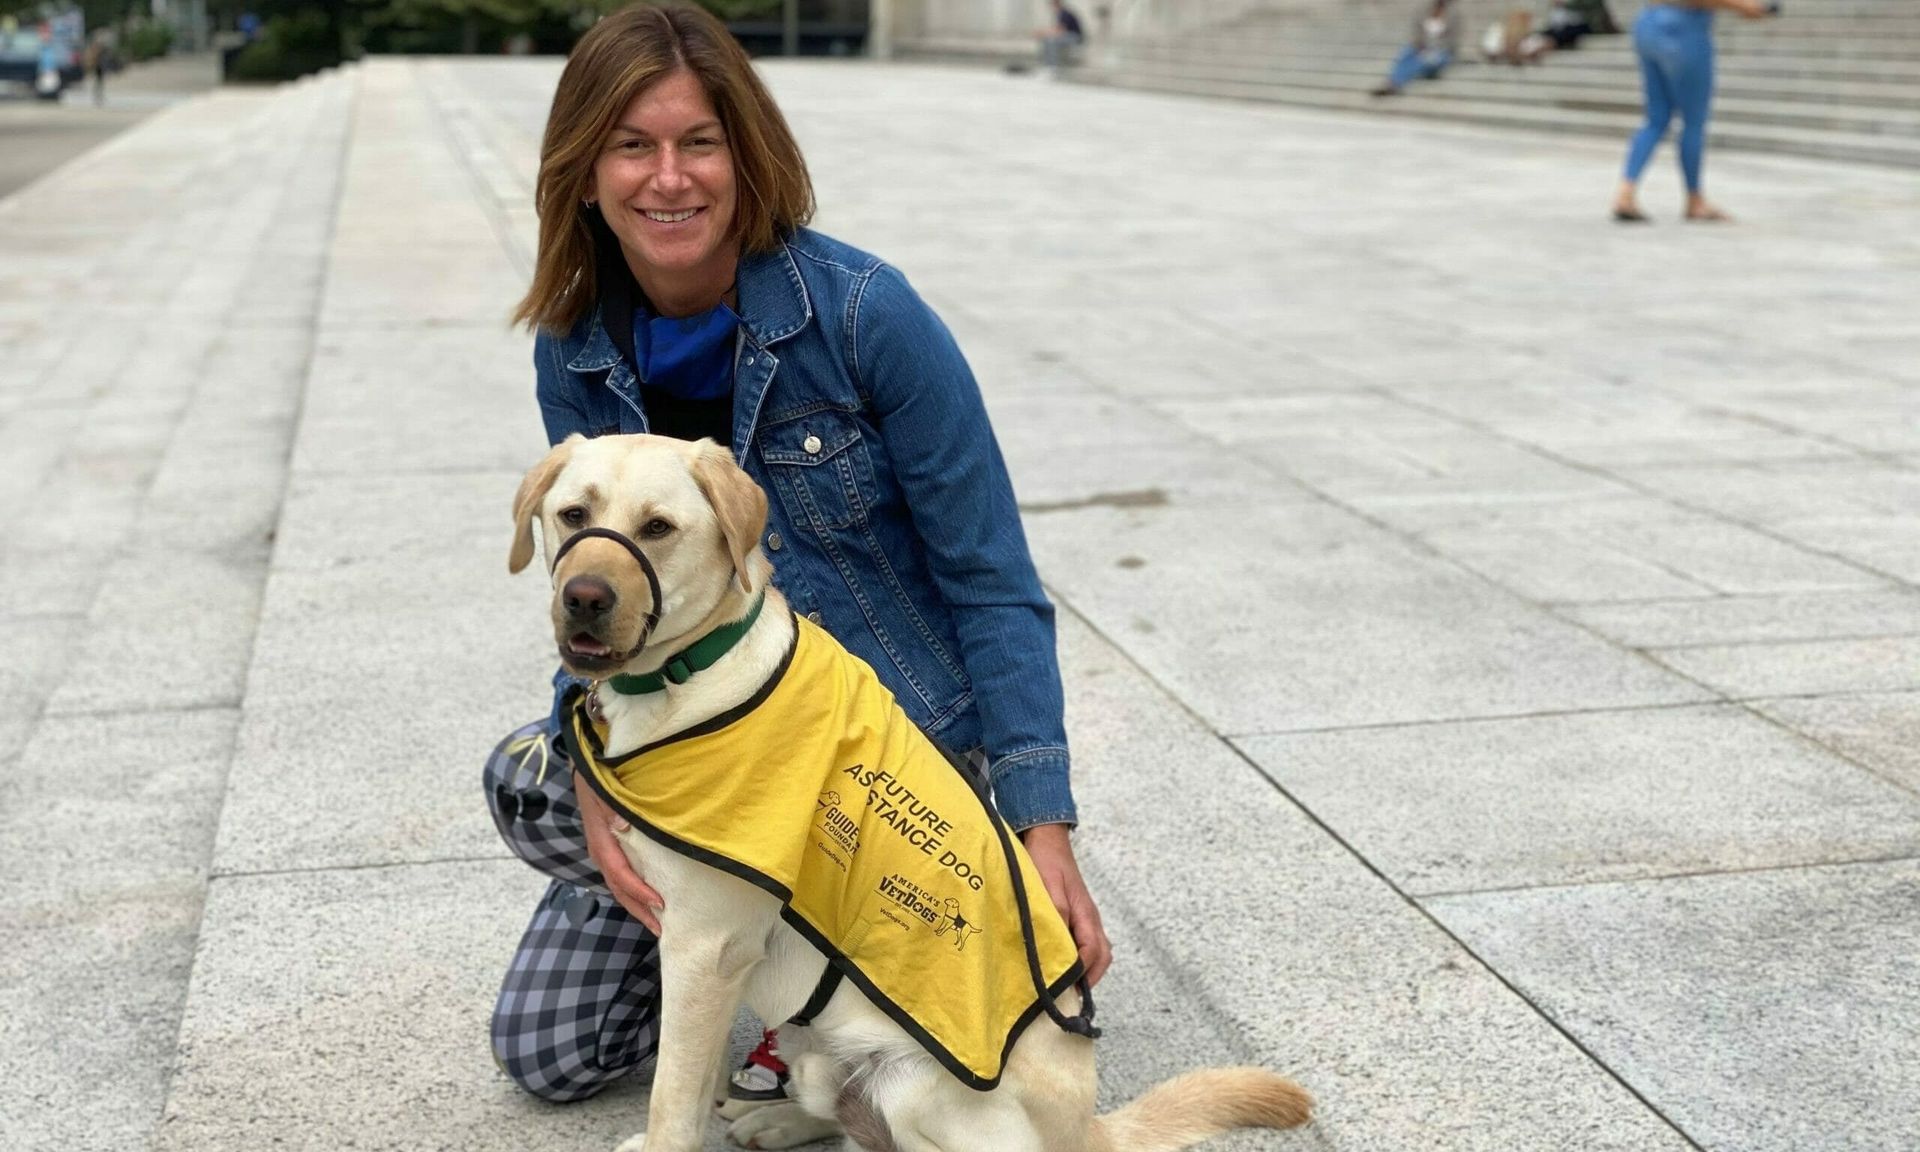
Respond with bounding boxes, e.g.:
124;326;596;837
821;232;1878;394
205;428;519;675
568;632;614;658
560;631;633;674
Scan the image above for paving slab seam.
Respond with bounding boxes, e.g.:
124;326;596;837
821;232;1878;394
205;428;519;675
210;850;525;883
0;608;85;624
0;91;333;548
1043;847;1271;1072
148;68;360;1140
43;699;251;720
1412;849;1920;902
1375;385;1914;592
1045;589;1712;1151
1219;698;1715;741
1539;590;1900;610
1136;376;1920;815
0;90;345;768
1690;401;1917;469
1294;436;1920;813
289;462;534;482
312;319;521;332
414;60;534;281
1712;689;1920;803
1041;353;1732;713
1650;627;1920;653
1733;686;1920;705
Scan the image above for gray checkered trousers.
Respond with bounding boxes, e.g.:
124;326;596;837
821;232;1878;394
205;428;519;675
484;719;660;1101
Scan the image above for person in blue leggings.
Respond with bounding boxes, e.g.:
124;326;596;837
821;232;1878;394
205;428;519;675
1613;0;1775;222
1371;0;1461;96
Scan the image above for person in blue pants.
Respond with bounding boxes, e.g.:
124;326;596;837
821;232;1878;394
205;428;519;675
1613;0;1776;222
1371;0;1461;96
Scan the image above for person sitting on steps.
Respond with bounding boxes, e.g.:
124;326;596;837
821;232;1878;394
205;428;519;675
1372;0;1461;97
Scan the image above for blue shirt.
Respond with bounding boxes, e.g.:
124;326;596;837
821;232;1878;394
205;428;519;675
535;229;1075;830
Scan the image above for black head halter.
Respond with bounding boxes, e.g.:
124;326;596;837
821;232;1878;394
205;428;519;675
551;527;664;652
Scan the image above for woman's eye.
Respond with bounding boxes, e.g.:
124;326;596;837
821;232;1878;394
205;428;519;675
559;507;587;527
641;518;673;538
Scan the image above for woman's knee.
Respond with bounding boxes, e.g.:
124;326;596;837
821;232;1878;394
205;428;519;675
491;880;661;1101
489;987;659;1102
490;1028;627;1103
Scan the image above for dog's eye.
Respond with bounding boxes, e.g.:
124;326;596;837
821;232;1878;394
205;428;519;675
640;518;674;539
558;507;587;528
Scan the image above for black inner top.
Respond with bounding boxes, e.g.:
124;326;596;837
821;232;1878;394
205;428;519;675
596;228;734;448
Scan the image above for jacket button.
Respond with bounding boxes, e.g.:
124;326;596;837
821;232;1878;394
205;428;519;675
806;611;822;624
767;532;783;551
802;434;822;454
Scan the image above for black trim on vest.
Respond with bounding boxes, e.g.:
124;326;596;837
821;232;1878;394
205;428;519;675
580;617;800;768
938;742;1101;1042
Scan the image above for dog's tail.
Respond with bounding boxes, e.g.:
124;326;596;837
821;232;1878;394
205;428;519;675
1087;1067;1312;1152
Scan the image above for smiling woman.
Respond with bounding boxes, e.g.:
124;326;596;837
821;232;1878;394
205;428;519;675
512;3;812;333
483;1;1112;1127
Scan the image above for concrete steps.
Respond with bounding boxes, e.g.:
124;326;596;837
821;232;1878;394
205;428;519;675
1075;0;1920;167
1109;49;1920;109
0;64;356;1152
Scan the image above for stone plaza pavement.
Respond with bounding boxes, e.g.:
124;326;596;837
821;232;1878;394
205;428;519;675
3;56;1919;1152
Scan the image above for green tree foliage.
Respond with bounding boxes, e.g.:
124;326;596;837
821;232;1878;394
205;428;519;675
0;2;130;33
226;6;339;80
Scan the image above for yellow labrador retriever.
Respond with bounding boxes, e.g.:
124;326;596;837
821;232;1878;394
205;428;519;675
509;433;1312;1152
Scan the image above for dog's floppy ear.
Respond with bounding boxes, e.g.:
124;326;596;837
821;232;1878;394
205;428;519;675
509;438;578;574
688;439;768;593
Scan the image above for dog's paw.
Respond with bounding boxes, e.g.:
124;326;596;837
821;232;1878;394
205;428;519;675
726;1101;841;1149
612;1134;648;1152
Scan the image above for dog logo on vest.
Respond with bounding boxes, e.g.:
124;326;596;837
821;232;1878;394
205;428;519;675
934;897;981;952
814;789;860;871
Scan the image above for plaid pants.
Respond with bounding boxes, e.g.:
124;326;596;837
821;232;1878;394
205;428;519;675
484;720;661;1101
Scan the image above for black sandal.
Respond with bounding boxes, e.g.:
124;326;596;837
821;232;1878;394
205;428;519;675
1612;207;1651;223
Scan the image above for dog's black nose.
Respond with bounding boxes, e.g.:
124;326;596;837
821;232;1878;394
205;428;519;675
563;574;616;619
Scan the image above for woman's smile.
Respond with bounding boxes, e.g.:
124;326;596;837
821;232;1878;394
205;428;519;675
639;207;704;224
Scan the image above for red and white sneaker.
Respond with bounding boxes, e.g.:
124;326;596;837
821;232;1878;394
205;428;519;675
716;1029;790;1120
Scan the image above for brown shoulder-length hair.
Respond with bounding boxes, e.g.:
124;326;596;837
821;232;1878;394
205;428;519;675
512;4;815;334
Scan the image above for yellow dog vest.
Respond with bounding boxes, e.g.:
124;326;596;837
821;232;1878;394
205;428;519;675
569;615;1086;1089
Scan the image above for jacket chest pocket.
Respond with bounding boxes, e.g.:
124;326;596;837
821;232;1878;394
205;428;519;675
758;409;874;531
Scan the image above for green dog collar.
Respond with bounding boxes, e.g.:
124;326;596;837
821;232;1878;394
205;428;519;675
605;593;766;695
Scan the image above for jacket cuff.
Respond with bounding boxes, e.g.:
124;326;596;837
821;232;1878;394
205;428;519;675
548;668;592;736
988;747;1077;832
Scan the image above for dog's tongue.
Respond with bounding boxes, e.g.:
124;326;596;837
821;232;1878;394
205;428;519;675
570;633;612;657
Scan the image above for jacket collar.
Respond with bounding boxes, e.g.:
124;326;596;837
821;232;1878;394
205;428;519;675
565;237;813;375
734;241;812;349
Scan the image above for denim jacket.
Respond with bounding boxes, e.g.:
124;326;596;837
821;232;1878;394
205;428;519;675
534;228;1075;830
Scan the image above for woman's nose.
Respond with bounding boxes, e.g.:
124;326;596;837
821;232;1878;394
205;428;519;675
652;148;690;191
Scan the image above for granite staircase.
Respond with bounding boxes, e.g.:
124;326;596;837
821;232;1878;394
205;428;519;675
1072;0;1920;167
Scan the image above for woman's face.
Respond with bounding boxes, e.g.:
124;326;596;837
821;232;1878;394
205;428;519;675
592;69;739;302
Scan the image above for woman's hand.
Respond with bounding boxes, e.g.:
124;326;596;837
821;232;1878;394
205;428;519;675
1020;823;1112;987
574;769;665;934
1729;0;1774;18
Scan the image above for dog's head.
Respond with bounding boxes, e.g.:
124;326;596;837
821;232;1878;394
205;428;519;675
509;434;771;679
